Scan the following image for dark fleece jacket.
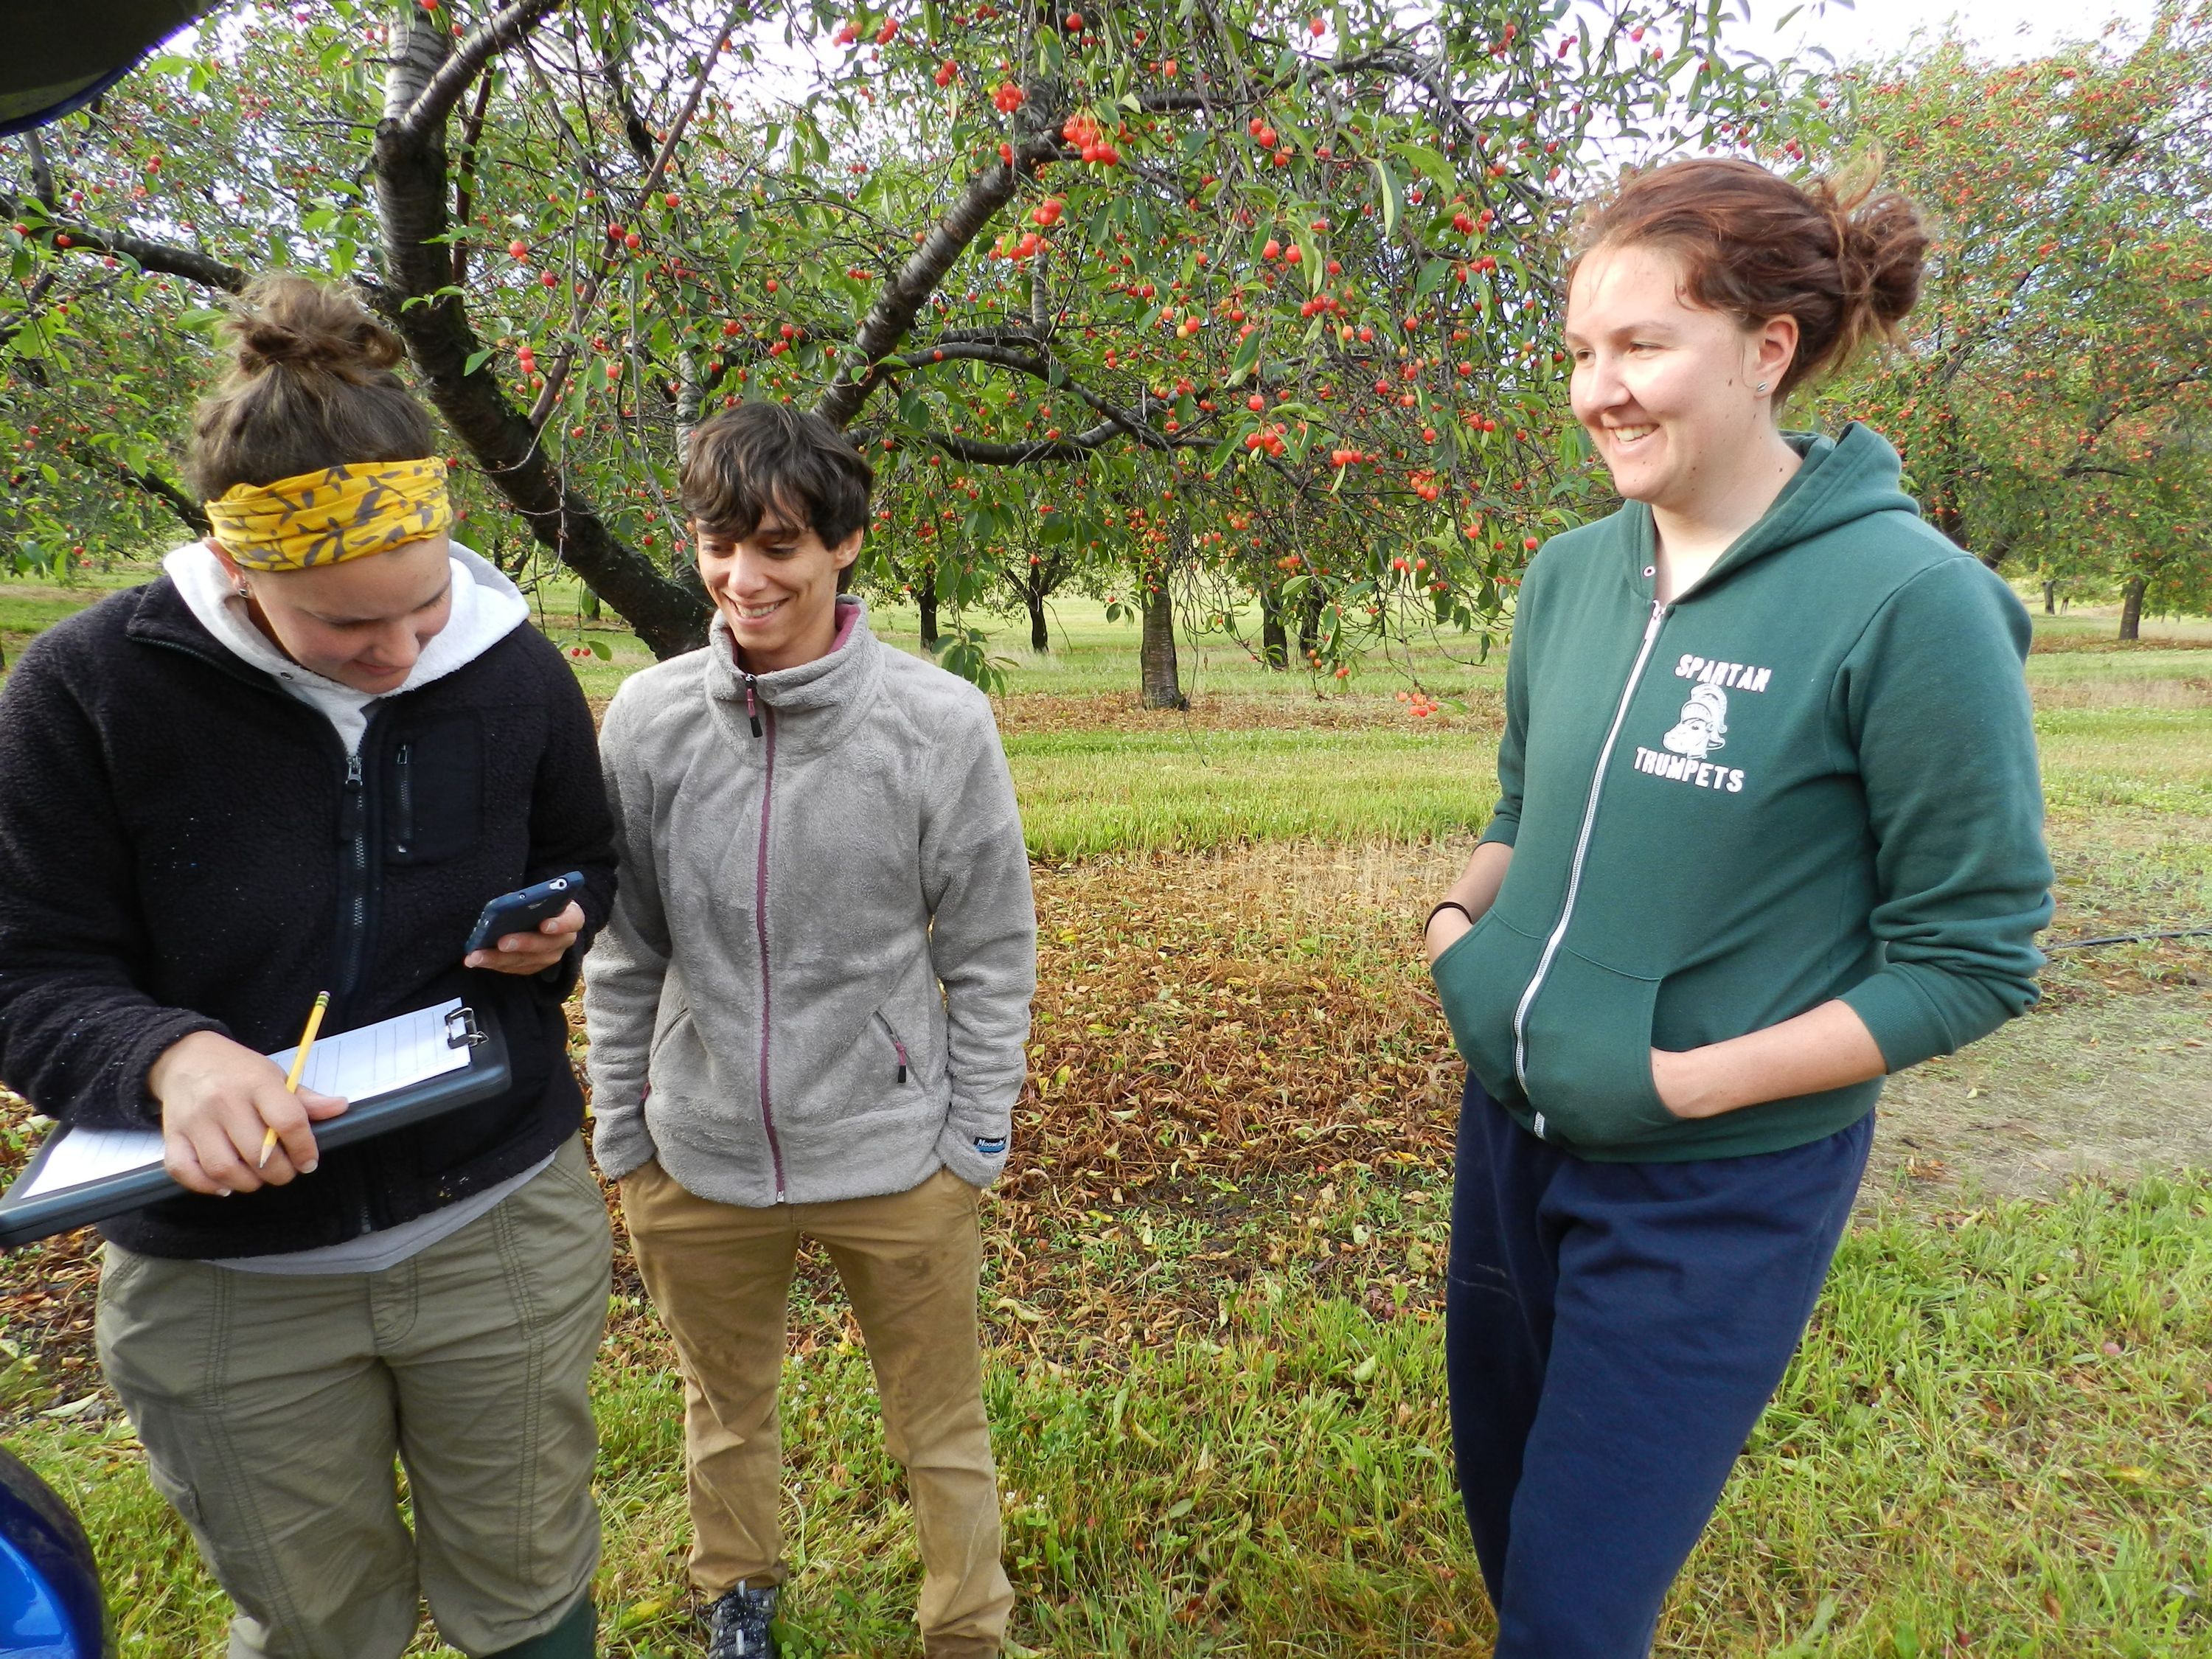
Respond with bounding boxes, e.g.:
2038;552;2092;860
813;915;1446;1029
0;577;616;1258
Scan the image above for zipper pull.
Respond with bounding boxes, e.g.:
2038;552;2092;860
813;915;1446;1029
893;1037;909;1085
347;753;364;787
742;675;762;738
1644;599;1667;642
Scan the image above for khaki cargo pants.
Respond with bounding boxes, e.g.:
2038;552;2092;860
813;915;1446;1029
96;1137;612;1659
620;1160;1011;1658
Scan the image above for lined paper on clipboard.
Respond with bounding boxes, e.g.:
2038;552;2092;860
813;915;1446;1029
15;999;474;1201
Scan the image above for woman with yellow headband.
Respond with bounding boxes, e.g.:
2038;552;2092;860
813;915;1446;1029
0;276;615;1658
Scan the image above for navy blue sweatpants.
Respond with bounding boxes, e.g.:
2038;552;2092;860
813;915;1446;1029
1447;1078;1872;1658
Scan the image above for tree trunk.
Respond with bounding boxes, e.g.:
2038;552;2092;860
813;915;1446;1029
2118;575;2145;641
1259;582;1288;669
1141;581;1186;709
917;581;940;651
1026;573;1050;653
2042;580;2056;615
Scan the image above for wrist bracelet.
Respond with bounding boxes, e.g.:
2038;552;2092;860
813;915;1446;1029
1426;900;1474;933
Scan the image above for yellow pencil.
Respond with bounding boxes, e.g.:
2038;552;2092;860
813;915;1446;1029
260;991;331;1170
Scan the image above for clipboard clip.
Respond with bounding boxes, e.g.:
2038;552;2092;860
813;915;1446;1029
445;1006;489;1050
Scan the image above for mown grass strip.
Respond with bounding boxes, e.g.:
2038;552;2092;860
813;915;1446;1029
18;1177;2211;1656
1007;728;1500;859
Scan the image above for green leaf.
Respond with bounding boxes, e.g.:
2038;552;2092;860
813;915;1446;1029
1371;159;1400;238
1228;329;1263;383
1388;141;1458;198
463;347;495;378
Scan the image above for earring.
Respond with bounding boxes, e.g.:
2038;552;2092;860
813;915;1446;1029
1756;380;1770;394
234;582;251;599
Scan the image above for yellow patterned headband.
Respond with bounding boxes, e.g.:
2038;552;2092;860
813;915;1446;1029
205;459;453;572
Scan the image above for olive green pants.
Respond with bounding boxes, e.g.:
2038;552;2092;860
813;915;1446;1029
96;1138;611;1659
621;1160;1010;1658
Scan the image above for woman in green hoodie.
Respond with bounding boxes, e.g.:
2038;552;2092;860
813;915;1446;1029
1423;159;2052;1655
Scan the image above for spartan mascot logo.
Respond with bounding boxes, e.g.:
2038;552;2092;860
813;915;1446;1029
1661;683;1729;760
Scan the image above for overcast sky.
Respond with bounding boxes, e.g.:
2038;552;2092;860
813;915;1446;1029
1732;0;2164;64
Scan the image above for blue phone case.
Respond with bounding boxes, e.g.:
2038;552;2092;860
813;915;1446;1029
465;871;586;954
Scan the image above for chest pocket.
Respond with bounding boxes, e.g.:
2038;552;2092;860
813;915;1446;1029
384;712;484;864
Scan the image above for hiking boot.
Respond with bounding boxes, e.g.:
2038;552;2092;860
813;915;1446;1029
706;1582;780;1659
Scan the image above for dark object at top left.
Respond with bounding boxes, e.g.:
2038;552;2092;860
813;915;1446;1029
1;1;224;136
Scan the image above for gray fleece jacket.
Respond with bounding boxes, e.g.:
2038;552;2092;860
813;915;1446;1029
583;598;1036;1205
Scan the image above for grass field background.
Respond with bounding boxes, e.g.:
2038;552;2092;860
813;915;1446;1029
0;568;2205;1655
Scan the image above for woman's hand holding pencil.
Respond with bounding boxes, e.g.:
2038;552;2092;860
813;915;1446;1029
147;1006;350;1197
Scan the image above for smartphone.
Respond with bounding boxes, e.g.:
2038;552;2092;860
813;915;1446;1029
464;872;587;955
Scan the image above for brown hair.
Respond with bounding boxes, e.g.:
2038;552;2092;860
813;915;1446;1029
187;274;435;501
1572;157;1928;399
682;402;874;591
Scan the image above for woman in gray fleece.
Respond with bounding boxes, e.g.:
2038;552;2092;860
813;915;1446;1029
582;402;1036;1659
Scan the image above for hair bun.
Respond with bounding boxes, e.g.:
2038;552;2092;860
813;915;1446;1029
226;274;405;385
1834;189;1927;331
1816;156;1928;347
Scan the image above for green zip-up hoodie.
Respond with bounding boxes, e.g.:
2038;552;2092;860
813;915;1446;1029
1432;423;2052;1161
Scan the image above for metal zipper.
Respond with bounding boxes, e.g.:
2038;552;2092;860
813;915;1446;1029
392;742;414;857
334;751;373;1001
1511;598;1669;1110
751;699;787;1200
138;633;386;1229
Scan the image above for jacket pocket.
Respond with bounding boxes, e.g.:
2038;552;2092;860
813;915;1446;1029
874;1010;917;1086
649;1001;695;1076
1517;947;1673;1149
384;712;484;864
1429;911;1543;1109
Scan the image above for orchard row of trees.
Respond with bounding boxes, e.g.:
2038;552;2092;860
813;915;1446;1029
1806;1;2212;639
1;0;2205;684
0;0;1781;700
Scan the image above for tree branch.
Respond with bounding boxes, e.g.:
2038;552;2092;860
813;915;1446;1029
922;420;1127;464
372;8;711;658
449;70;498;290
394;0;568;145
21;131;55;209
526;5;741;428
0;271;58;353
0;194;246;291
813;125;1071;430
112;462;211;535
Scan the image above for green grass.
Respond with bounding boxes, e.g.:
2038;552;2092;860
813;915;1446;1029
12;1178;2210;1656
1007;726;1500;859
0;570;2208;1655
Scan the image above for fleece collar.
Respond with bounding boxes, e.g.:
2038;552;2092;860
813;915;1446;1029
704;597;886;756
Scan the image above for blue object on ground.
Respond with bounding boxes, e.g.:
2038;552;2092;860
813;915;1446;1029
0;1447;105;1658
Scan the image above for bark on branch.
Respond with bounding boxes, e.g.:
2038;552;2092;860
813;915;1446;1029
111;462;211;535
0;194;247;292
392;0;568;145
373;7;712;658
813;128;1071;430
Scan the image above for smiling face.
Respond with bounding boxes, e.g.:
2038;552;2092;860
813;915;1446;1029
1565;243;1798;523
695;501;863;675
217;535;455;694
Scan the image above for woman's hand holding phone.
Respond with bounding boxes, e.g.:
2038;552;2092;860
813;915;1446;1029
149;1031;349;1195
464;900;585;975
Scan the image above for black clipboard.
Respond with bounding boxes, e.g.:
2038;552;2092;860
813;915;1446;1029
0;1004;509;1248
